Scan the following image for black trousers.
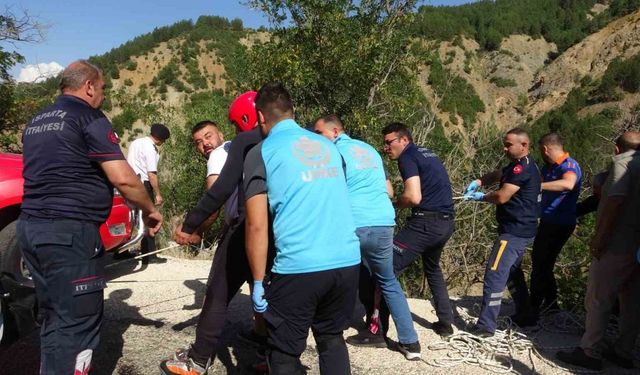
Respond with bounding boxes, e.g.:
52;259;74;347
264;265;359;375
140;181;156;259
188;220;253;364
391;214;455;325
17;216;105;375
530;221;575;312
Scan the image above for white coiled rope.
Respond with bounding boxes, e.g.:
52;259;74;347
422;304;607;374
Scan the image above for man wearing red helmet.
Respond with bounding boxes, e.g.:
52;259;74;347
161;91;271;375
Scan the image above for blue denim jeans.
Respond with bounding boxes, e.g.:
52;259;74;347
356;226;418;344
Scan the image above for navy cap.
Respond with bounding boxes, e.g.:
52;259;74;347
150;123;170;141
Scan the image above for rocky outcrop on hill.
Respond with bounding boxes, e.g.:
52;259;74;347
528;9;640;120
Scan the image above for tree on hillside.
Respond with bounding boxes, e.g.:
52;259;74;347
1;7;46;138
0;8;45;80
245;0;426;139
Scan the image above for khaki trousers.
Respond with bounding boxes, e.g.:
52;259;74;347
580;251;640;358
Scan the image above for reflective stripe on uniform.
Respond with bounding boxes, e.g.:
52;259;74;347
491;240;508;271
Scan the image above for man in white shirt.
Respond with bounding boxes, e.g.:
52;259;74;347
196;122;239;226
126;123;170;261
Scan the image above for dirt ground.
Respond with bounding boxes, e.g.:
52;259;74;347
0;255;637;375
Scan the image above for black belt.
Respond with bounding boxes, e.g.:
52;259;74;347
410;210;453;220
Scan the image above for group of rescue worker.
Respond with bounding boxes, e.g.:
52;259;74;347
17;60;640;375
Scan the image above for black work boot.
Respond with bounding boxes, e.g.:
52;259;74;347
556;347;603;371
345;330;387;348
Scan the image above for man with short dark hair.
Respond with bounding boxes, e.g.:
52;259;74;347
380;122;456;339
464;127;541;337
557;131;640;371
314;115;420;360
127;123;170;261
530;132;582;318
244;82;360;374
160;92;271;375
190;120;238;224
18;60;162;375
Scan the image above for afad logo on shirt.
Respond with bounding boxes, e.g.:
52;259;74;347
292;136;338;182
513;164;523;175
107;130;119;145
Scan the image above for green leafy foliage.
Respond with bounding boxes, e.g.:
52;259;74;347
428;57;485;127
110;107;138;135
125;60;137;71
490;76;517;88
245;0;426;141
414;0;640;52
596;53;640;101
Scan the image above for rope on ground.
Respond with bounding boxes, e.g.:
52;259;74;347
106;244;181;269
421;304;604;374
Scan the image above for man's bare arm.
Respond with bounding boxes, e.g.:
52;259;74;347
245;193;269;281
477;169;503;187
542;172;577;192
147;172;163;205
100;160;162;235
483;183;520;205
394;176;421;209
386;179;394;199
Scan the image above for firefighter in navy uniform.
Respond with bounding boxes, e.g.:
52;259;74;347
17;60;162;375
378;122;456;339
464;127;541;336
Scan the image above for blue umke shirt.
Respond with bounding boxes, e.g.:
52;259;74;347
334;134;395;228
243;119;361;274
540;153;582;225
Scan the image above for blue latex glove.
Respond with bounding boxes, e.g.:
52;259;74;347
252;280;268;313
464;180;480;195
465;191;485;201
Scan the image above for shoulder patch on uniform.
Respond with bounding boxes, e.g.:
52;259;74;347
107;130;119;144
513;164;523;175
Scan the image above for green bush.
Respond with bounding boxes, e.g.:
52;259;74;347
596;53;640;100
428;57;485;127
490;76;517;87
125;60;137;71
110;107;138;136
413;0;636;53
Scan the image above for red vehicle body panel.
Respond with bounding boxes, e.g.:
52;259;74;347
0;153;132;250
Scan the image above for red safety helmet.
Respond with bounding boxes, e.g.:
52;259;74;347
228;91;258;132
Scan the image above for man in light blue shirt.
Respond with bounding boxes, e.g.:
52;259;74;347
314;115;421;360
244;83;360;375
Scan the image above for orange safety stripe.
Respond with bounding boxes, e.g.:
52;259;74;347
165;365;200;375
554;152;570;166
491;240;508;271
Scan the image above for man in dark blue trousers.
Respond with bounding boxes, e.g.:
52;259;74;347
18;60;162;375
464;127;541;336
378;122;456;338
